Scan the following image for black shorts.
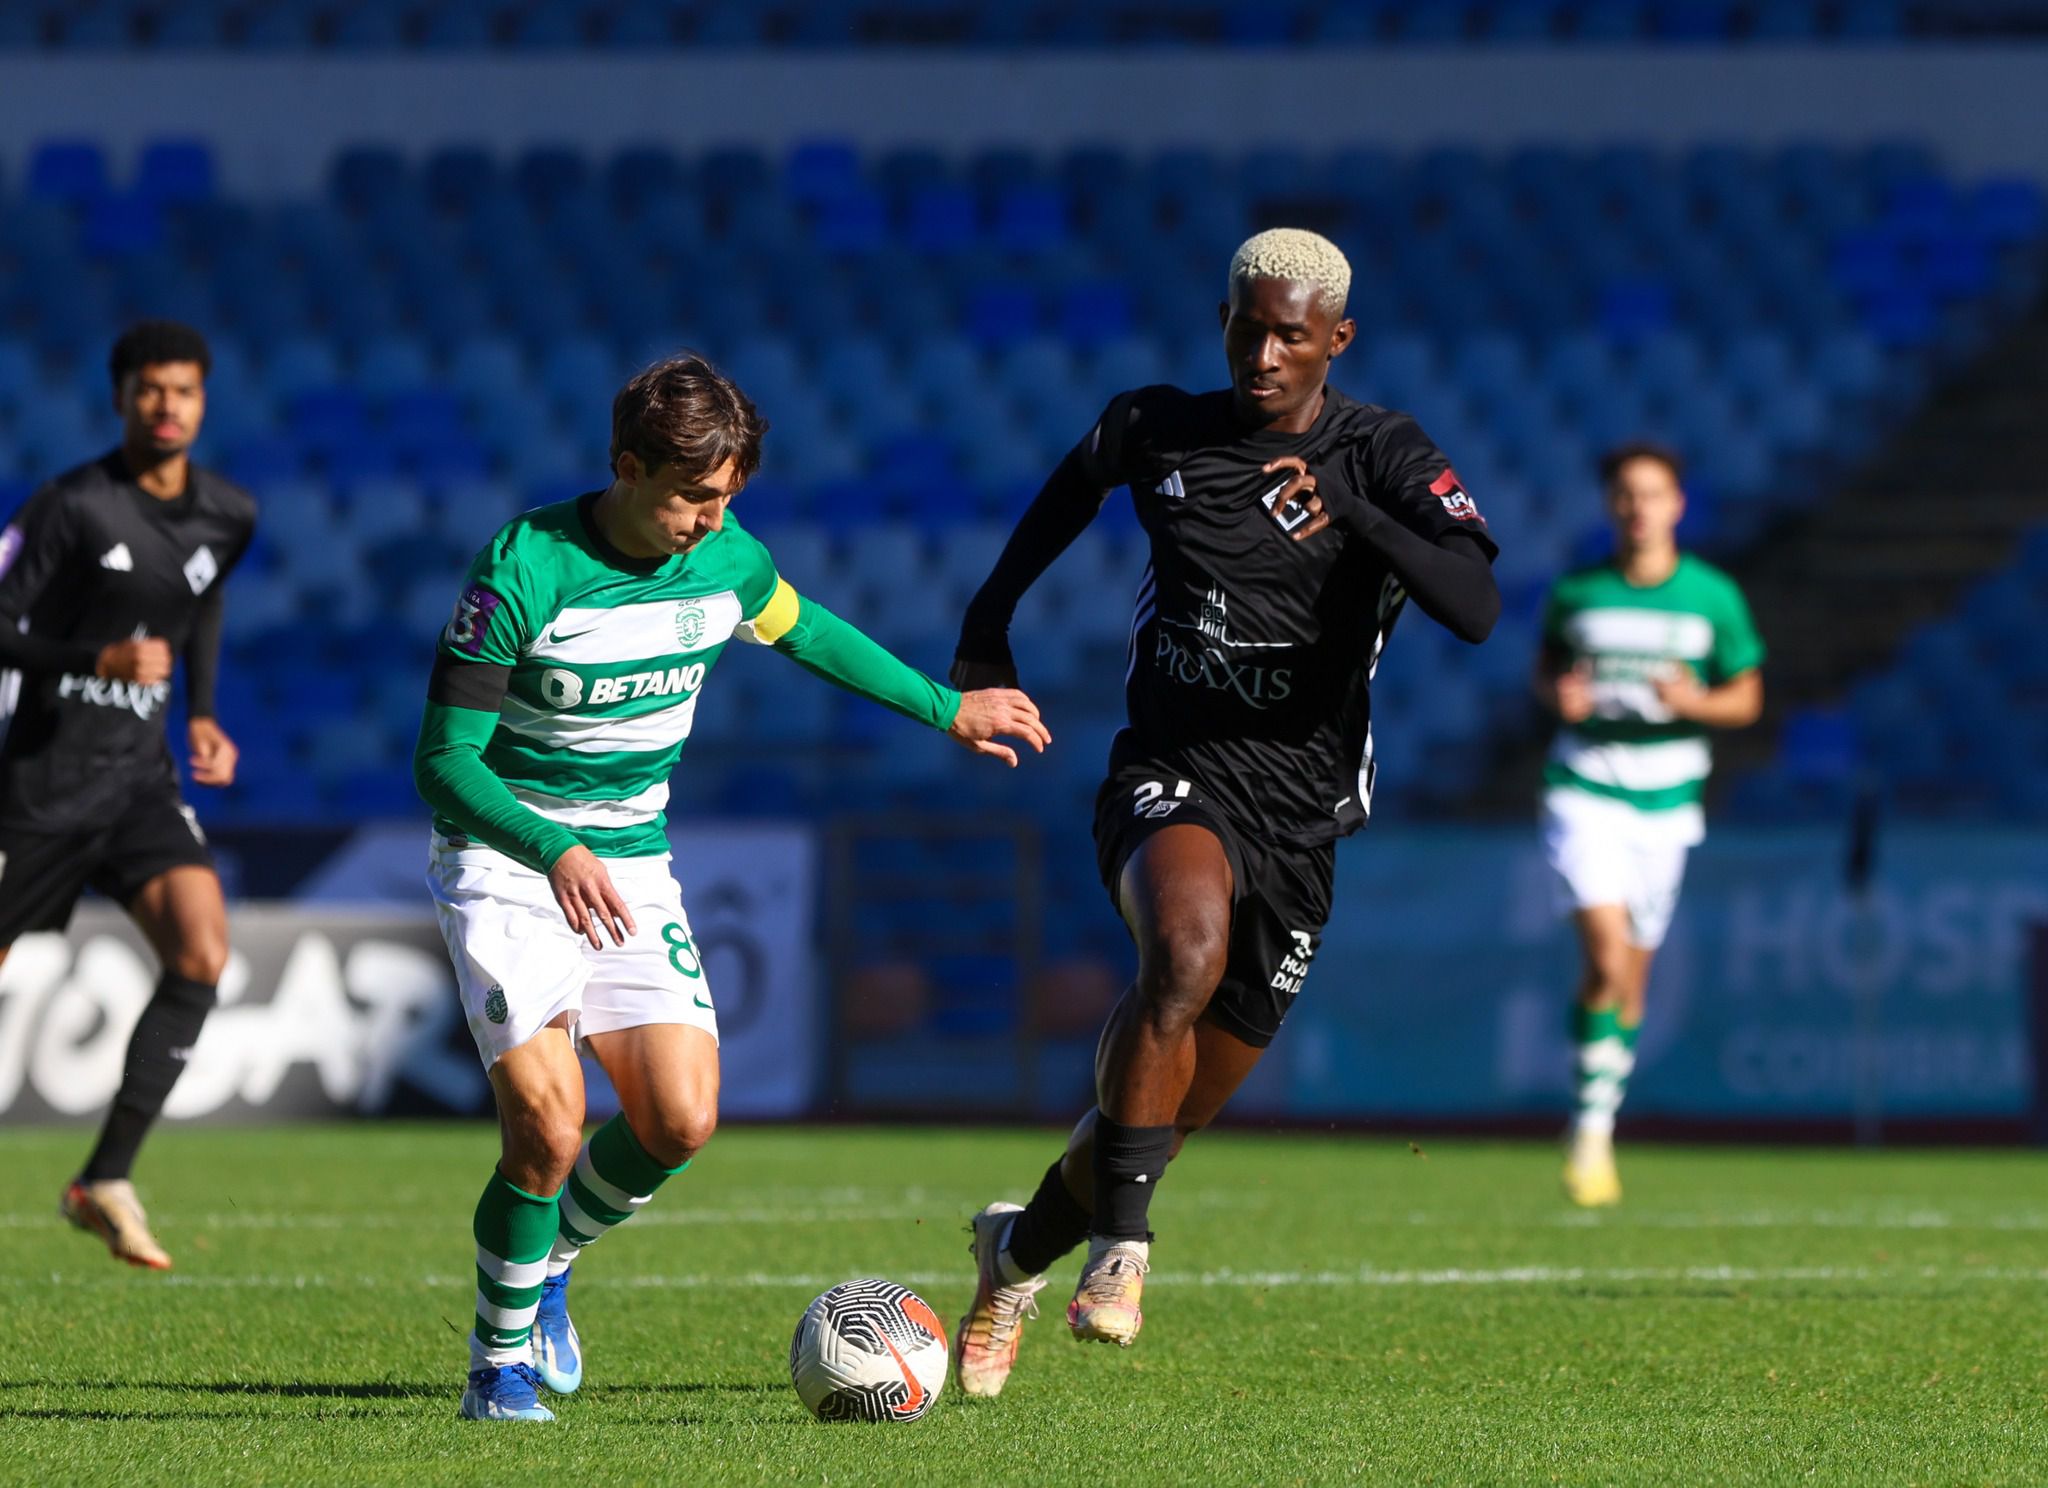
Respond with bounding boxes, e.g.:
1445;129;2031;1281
1092;761;1336;1049
0;784;214;945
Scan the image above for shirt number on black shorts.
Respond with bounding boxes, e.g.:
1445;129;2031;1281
1133;779;1192;819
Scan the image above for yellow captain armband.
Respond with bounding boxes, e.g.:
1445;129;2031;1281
737;577;802;645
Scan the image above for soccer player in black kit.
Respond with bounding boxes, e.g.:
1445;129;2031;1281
0;321;254;1270
947;230;1500;1393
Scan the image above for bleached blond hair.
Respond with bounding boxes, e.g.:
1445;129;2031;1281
1228;228;1351;314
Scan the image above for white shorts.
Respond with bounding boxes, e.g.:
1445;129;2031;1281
427;840;719;1069
1540;788;1701;951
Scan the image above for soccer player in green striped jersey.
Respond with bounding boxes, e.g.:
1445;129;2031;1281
413;356;1048;1421
1534;443;1763;1207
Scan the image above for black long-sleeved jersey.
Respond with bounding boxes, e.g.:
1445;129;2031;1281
0;452;255;829
966;385;1497;847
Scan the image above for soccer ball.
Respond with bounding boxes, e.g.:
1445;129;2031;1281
789;1278;949;1422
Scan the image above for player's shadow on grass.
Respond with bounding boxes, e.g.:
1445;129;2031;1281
585;1382;781;1396
3;1407;270;1423
0;1379;783;1405
0;1380;440;1400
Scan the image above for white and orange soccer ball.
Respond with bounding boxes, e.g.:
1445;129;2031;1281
789;1278;949;1422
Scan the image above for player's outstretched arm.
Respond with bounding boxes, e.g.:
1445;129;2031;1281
746;582;1050;764
947;688;1051;768
951;448;1115;690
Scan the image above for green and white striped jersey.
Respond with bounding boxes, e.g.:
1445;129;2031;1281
434;494;787;858
1541;554;1764;817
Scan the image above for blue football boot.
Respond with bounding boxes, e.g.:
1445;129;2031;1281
533;1267;583;1394
458;1362;555;1421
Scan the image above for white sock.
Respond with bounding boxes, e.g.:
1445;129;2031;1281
993;1216;1036;1287
1086;1235;1150;1264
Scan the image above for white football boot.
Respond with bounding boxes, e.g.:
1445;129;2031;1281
1067;1236;1149;1346
60;1179;172;1270
953;1202;1047;1399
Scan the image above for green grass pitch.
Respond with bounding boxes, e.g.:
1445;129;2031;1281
5;1124;2047;1484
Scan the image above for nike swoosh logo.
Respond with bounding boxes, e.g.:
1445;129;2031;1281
693;993;713;1010
882;1336;925;1416
545;625;602;645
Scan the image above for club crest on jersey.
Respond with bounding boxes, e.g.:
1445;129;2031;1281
1430;468;1482;523
1154;471;1187;501
184;544;218;594
1260;479;1313;533
675;602;706;648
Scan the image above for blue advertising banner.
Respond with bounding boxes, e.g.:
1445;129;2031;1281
1284;828;2048;1122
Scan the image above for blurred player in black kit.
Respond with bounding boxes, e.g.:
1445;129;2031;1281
947;230;1500;1392
0;321;255;1269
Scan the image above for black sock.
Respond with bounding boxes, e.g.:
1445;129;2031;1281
1005;1158;1094;1276
1090;1115;1175;1243
79;973;217;1183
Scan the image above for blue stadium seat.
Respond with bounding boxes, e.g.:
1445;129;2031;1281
335;0;410;49
785;139;863;206
903;184;978;255
134;138;216;202
57;4;135;48
1970;177;2046;246
1750;0;1821;36
354;336;435;400
964;284;1041;348
79;196;164;257
812;186;888;256
27;140;111;203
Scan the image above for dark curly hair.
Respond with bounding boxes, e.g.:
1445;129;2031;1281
610;354;768;487
110;319;212;391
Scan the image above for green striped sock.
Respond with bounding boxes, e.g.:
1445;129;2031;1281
1572;1004;1636;1141
547;1114;689;1276
471;1171;558;1370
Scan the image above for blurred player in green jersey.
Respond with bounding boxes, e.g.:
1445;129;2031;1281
414;355;1048;1421
1534;443;1763;1207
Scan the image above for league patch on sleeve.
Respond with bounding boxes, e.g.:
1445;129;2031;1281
1430;468;1483;523
0;525;21;581
444;583;503;655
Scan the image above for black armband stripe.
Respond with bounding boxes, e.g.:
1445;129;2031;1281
428;652;512;711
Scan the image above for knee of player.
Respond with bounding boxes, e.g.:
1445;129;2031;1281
170;938;230;987
506;1115;584;1189
1589;949;1637;997
1138;919;1230;1013
639;1103;718;1167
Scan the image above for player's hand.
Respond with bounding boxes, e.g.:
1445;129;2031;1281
548;845;637;950
1652;665;1707;721
187;717;238;788
947;687;1051;768
97;636;173;686
1261;455;1334;542
1554;662;1596;723
949;629;1020;691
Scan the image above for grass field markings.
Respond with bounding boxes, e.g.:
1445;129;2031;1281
33;1263;2048;1291
15;1202;2048;1234
0;1186;1277;1232
1545;1208;2048;1230
0;1204;942;1231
